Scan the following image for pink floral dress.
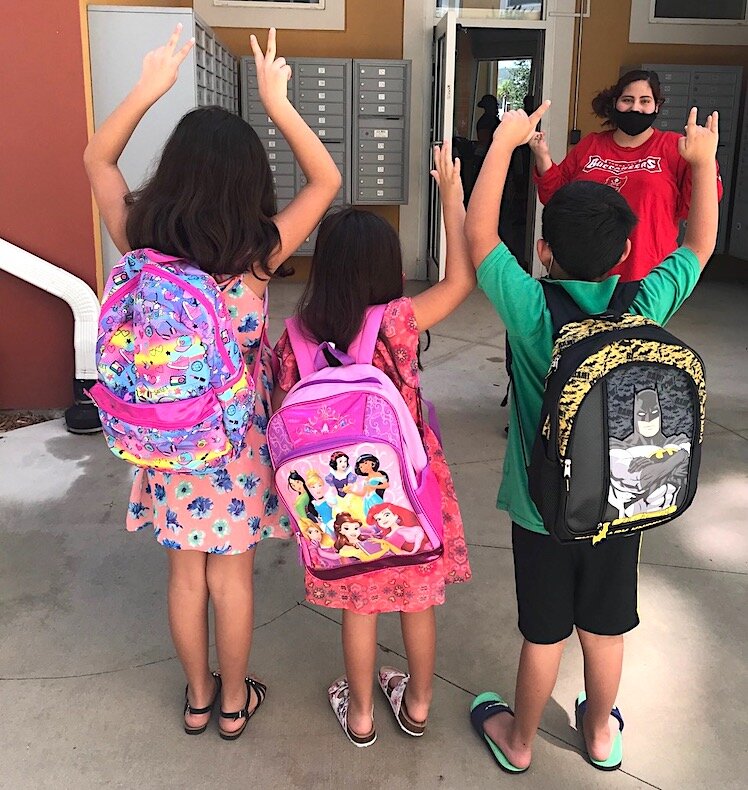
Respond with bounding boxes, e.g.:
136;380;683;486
275;297;471;613
126;277;291;553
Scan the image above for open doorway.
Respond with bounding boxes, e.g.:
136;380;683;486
429;13;546;279
453;27;543;269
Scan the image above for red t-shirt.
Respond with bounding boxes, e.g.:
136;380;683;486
534;129;722;281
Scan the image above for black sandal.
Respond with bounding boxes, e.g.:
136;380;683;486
183;671;222;735
218;677;267;741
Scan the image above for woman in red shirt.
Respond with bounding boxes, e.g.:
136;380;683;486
530;69;722;281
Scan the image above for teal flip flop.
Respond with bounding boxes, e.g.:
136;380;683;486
470;692;529;774
574;691;624;771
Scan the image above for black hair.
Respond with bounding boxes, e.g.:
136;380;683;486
541;182;638;279
591;70;664;126
329;451;349;470
287;470;318;520
125;106;288;279
297;207;404;351
354;454;381;475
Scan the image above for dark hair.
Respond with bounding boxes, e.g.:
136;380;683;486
329;451;349;470
287;470;318;520
297;207;404;350
125;106;286;279
541;182;638;279
591;70;664;126
354;454;380;475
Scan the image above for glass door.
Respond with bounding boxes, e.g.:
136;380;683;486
427;10;457;281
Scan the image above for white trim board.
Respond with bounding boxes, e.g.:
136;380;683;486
194;0;344;30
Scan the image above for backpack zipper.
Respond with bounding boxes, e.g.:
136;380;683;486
563;458;571;490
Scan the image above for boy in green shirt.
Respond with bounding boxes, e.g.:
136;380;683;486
464;103;719;774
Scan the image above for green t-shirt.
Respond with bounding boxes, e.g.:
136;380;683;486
477;243;702;534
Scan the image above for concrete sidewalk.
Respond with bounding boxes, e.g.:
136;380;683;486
1;281;746;789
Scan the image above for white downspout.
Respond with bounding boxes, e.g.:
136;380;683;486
0;238;102;432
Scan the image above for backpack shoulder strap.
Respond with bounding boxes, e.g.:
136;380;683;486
348;304;387;364
284;317;319;379
539;280;588;335
607;280;642;319
540;278;643;336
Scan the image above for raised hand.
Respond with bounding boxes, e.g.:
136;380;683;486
431;140;464;206
494;100;551;148
678;107;719;165
250;28;293;115
135;24;194;104
528;130;550;158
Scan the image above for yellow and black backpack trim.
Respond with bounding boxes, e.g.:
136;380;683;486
524;280;705;544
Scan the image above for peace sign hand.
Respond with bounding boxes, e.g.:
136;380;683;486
136;24;195;104
250;28;293;114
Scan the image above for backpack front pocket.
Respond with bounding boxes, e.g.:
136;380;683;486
89;382;232;473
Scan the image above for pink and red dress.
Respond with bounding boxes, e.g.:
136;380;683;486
275;297;471;613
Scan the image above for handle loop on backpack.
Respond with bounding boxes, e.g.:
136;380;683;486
286;303;388;377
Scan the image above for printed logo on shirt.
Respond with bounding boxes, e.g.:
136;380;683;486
582;155;662;175
605;174;629;192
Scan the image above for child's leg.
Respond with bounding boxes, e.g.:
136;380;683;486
482;638;566;770
167;550;214;729
398;607;436;723
207;549;256;734
577;630;624;762
341;609;378;736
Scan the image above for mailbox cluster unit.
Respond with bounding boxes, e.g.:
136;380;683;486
88;5;239;277
635;63;744;253
354;61;411;205
242;57;351;254
194;21;239;113
242;57;411;254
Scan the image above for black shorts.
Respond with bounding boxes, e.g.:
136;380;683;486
512;523;641;645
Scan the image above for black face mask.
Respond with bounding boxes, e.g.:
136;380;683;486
613;109;658;137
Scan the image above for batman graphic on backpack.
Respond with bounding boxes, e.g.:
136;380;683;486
524;280;706;544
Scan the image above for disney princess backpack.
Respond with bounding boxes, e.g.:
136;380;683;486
89;248;254;473
267;305;444;580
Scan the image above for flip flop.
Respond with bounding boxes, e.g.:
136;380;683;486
328;676;377;748
574;691;624;771
378;666;427;737
470;692;529;774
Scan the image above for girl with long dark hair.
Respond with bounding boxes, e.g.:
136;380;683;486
273;144;473;747
83;27;341;740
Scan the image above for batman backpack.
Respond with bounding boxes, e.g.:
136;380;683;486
522;280;706;544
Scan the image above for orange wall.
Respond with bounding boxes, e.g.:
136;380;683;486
0;1;98;409
571;0;748;138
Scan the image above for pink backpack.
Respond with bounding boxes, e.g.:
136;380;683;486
267;305;444;580
89;249;254;474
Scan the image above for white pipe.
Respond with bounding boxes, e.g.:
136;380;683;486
0;238;100;380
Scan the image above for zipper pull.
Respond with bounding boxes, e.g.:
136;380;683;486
563;458;572;491
551;355;560;372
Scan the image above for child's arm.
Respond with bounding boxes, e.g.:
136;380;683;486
465;101;550;268
678;107;719;268
411;141;475;333
83;25;194;255
271;386;287;414
528;131;553;175
250;29;342;275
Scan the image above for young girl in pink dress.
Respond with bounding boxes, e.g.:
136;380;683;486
273;143;473;747
83;27;340;739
